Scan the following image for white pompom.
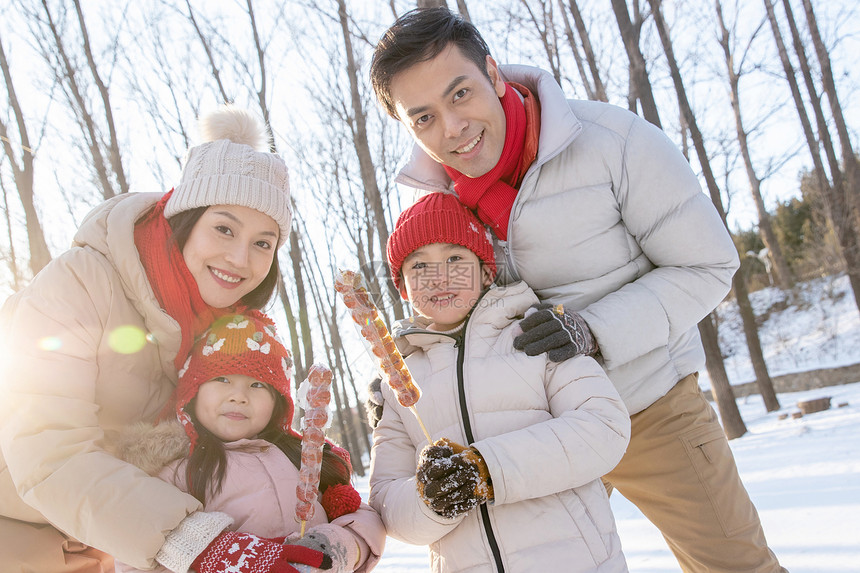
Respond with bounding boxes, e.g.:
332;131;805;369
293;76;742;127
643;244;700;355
198;105;270;151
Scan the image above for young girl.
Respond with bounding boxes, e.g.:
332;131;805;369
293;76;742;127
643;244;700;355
368;192;631;572
114;312;385;573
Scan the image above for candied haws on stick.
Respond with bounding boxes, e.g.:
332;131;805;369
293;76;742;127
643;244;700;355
296;363;333;530
334;270;422;407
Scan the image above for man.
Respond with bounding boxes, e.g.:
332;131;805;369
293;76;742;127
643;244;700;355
369;7;784;573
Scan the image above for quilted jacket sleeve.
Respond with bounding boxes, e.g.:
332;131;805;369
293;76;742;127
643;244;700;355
577;114;739;370
367;386;462;547
0;250;201;569
473;355;630;506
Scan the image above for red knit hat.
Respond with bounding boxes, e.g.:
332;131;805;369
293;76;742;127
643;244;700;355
175;312;298;451
387;192;497;293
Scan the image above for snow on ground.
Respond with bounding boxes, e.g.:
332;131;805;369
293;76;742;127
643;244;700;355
355;274;860;572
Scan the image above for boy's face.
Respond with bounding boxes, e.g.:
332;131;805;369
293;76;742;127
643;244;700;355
400;243;494;331
389;44;507;178
194;374;276;442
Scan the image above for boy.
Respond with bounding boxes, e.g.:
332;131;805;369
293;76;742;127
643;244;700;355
368;192;630;573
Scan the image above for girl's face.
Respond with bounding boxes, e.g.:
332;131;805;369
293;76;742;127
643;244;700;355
400;242;493;331
194;374;276;442
182;205;280;308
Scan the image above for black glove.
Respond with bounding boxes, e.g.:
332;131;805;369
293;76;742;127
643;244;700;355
364;377;384;429
513;303;597;362
416;439;492;519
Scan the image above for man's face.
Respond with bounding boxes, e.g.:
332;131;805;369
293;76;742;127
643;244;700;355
389;44;507;178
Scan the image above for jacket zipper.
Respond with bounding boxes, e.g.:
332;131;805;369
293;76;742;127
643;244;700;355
455;334;505;572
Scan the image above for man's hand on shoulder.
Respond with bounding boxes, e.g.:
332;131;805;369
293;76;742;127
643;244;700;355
514;303;598;362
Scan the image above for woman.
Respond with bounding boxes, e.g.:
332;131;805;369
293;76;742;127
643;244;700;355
0;106;322;573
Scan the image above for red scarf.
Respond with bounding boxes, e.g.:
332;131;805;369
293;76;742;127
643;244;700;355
443;81;540;240
133;191;243;372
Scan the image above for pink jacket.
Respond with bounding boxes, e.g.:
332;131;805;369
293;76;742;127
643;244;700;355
114;424;385;572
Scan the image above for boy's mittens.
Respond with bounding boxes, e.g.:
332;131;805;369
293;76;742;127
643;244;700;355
513;303;597;362
416;438;493;519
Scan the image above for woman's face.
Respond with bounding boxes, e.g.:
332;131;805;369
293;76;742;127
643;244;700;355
182;205;279;308
194;374;276;442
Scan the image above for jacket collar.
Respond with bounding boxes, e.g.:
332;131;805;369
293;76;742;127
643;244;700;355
73;192;183;361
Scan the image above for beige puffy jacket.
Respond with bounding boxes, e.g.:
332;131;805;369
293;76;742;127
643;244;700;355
0;193;202;569
395;64;740;415
369;282;630;573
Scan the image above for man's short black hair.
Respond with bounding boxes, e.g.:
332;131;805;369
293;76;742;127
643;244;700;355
370;7;492;119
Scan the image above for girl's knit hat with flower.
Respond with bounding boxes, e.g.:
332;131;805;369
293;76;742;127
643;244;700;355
175;311;297;451
165;105;292;246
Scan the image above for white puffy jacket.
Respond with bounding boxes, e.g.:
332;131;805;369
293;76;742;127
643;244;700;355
395;65;740;415
369;282;630;573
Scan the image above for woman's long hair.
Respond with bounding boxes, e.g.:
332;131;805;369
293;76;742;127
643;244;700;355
183;393;351;504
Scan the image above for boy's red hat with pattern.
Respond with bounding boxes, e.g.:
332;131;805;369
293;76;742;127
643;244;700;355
386;192;497;294
175;311;298;451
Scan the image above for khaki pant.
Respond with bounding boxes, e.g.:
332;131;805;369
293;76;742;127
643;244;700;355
0;517;114;573
604;374;786;573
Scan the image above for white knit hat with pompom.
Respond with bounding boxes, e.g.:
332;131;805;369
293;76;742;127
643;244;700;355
165;106;292;246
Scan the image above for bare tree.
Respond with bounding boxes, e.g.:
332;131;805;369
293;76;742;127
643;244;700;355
0;33;51;276
797;0;860;235
182;0;232;104
72;0;128;194
557;0;607;101
647;0;780;420
700;313;747;438
764;0;860;311
33;0;122;200
518;0;563;86
715;0;793;289
1;170;22;290
335;0;403;319
610;0;662;126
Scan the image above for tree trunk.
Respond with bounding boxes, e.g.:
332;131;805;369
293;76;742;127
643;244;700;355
0;33;51;276
337;0;403;319
733;264;780;411
40;0;115;200
290;225;315;383
565;0;607;101
327;307;368;475
609;0;662;127
277;275;306;387
184;0;231;103
1;178;22;290
715;0;793;289
519;0;563;86
455;0;471;21
648;0;780;411
72;0;128;195
699;315;747;439
798;0;860;245
764;0;860;311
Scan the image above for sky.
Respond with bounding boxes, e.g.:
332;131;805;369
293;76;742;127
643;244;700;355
354;273;860;572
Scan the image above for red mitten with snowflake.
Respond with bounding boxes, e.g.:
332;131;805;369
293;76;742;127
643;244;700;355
191;530;331;573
